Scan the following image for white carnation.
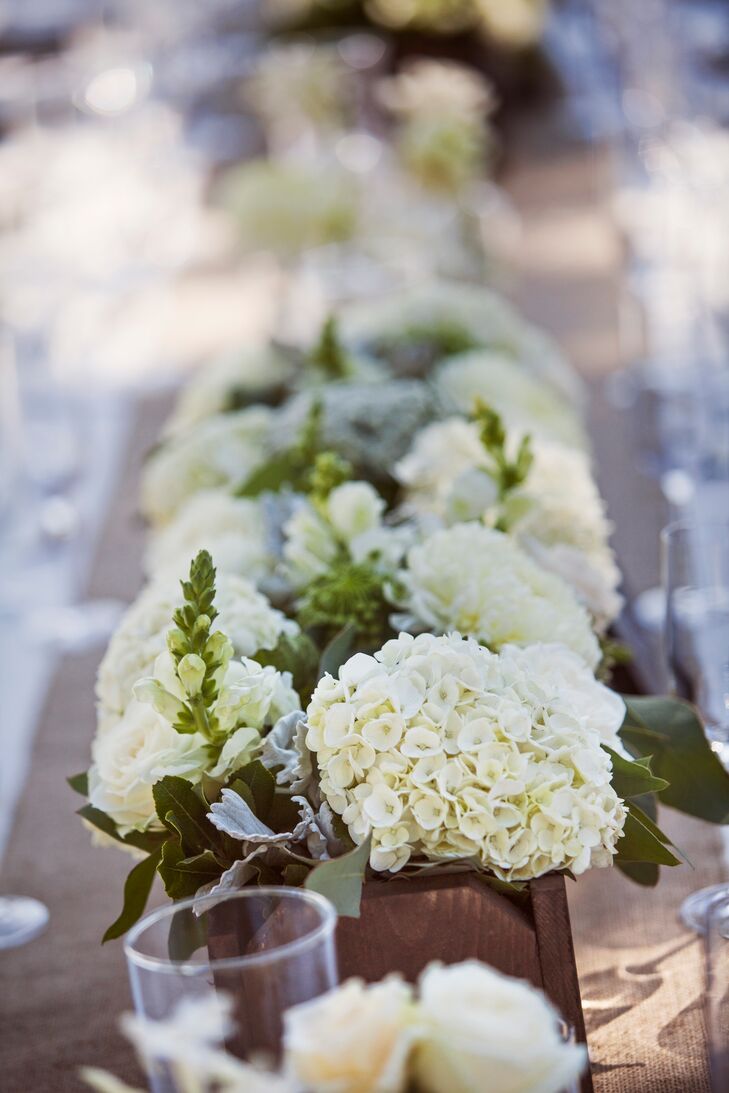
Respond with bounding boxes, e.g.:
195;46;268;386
144;490;272;585
306;631;627;881
394;524;600;668
435;351;587;449
414;960;586;1093
96;574;298;731
88;700;209;834
140;407;272;527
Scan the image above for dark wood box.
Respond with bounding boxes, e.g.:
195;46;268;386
337;871;592;1093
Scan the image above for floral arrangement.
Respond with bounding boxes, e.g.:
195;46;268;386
83;961;586;1093
73;265;729;942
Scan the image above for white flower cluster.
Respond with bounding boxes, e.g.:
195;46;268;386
394;524;601;668
396;418;622;626
88;959;585;1093
90;653;299;835
306;632;626;879
283;481;412;590
140;407;272;527
96;573;298;732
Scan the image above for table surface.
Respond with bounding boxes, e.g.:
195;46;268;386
1;110;726;1093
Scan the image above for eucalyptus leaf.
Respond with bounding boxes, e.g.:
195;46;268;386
305;835;371;918
319;622;358;680
102;847;162;944
615;809;681;868
621;696;729;823
604;746;669;799
616;860;660;887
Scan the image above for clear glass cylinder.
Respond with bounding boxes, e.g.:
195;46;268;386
124;887;338;1092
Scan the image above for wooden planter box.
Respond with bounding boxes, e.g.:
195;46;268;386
337;872;593;1093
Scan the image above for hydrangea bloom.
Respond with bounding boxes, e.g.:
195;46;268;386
140;407;272;526
96;573;299;732
396;419;622;626
144;490;272;586
305;632;627;880
435;350;586;449
393;524;600;668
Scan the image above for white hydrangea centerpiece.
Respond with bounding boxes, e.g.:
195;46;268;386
306;632;627;880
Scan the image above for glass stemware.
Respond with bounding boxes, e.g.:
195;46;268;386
706;890;729;1091
124;887;338;1093
661;518;729;931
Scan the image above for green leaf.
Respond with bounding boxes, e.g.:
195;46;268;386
153;777;215;856
78;804;165;854
621;696;729;824
319;622;358;679
616;860;660;886
233;760;275;820
102;847;162;943
256;631;319;700
305;835;371;918
283;863;311;887
604;747;669;799
158;843;223;901
236;452;307;498
167;905;208;962
615;807;681;868
68;771;89;796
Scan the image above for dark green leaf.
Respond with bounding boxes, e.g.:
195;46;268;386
256;631;319;700
167;905;208;962
305;836;371;918
268;791;306;834
604;746;669;799
283;863;310;887
234;761;275;820
616;860;660;886
68;771;89;796
102;847;162;943
319;622;358;679
153;777;215;856
621;696;729;824
78;804;165;854
615;808;681;867
236;453;306;498
158;842;223;901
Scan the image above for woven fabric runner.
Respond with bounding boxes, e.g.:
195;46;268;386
0;127;722;1093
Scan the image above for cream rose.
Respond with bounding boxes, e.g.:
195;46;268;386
414;961;586;1093
283;977;415;1093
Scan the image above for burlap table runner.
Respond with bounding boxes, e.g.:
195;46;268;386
1;120;723;1093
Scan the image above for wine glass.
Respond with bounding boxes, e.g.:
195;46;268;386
124;887;338;1093
706;889;729;1091
661;517;729;930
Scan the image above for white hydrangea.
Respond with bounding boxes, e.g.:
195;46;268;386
393;524;600;668
140;407;272;527
435;350;587;449
338;280;581;402
282;481;411;590
144;490;272;586
96;573;299;732
164;346;295;438
305;632;627;880
396;420;622;626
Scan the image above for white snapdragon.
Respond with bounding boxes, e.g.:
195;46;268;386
306;632;626;880
96;574;299;732
435;351;586;449
140;407;272;526
393;524;600;668
144;490;272;585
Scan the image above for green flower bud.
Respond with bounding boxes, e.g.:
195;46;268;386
177;653;206;697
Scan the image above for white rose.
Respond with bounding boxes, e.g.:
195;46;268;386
140;407;272;527
414;961;586;1093
283;977;415;1093
144;490;272;586
88;701;208;834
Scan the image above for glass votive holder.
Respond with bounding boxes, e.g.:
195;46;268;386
124;887;338;1092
